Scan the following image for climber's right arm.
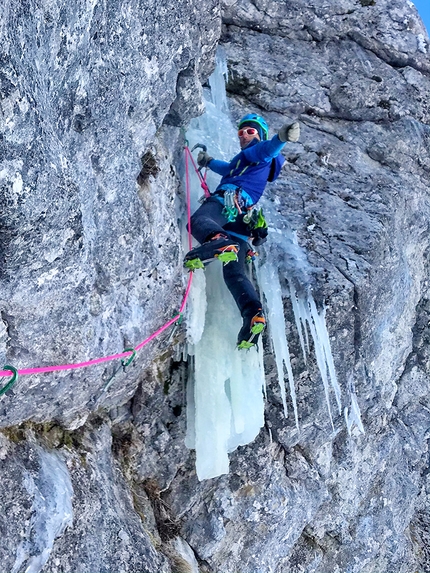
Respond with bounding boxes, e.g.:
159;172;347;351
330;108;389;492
206;158;231;176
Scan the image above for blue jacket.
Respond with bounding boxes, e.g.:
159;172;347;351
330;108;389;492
208;135;286;205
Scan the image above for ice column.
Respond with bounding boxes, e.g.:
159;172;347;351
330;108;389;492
184;51;265;480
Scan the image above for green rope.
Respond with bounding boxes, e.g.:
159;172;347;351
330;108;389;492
0;365;18;396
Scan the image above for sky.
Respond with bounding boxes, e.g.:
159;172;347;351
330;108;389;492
413;0;430;32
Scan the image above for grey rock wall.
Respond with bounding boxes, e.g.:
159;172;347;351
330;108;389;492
1;0;430;572
0;0;219;429
203;1;430;571
0;0;220;570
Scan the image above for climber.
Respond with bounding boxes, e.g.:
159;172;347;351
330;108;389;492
184;113;300;349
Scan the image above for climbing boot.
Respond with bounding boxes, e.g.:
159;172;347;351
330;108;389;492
237;309;266;350
184;233;239;270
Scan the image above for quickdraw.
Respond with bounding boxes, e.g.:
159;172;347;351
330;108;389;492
222;189;240;222
0;365;18;396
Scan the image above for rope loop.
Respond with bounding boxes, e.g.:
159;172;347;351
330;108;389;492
0;365;18;396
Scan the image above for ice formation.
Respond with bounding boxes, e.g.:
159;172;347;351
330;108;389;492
184;51;265;480
256;229;342;431
183;49;363;481
12;447;73;573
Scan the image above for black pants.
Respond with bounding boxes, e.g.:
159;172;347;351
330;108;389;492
189;197;262;317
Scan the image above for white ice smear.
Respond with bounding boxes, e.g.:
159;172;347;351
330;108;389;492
12;448;73;573
344;373;365;435
184;49;363;480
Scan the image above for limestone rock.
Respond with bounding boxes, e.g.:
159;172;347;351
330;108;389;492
1;0;430;572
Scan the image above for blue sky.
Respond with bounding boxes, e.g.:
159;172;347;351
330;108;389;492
413;0;430;32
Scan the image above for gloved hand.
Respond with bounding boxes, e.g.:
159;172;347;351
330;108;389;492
197;151;213;168
251;226;268;246
278;121;300;143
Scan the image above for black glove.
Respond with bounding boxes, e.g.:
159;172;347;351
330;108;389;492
278;121;300;143
251;227;268;246
197;151;213;168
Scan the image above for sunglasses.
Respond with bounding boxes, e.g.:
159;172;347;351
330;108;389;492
238;127;259;137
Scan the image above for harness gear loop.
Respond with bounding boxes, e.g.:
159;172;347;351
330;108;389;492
245;248;258;264
0;365;18;396
121;348;136;370
222;189;239;222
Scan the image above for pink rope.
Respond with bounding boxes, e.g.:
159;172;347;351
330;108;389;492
0;146;198;379
184;147;211;198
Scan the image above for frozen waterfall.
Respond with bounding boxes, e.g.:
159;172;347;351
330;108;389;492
183;50;363;481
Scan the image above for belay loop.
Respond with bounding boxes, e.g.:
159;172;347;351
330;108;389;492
0;365;18;396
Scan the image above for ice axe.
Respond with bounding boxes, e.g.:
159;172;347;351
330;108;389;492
190;143;211;198
191;143;207;174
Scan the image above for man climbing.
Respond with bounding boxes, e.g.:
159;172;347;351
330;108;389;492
184;113;300;349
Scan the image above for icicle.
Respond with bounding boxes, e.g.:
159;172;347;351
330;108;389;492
303;295;335;429
189;260;265;480
184;355;196;449
208;46;229;112
185;268;207;346
256;260;299;432
308;297;342;413
344;372;365;435
344;392;365;436
289;285;309;363
259;224;345;433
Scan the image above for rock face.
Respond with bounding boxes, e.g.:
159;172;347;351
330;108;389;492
0;0;219;429
1;0;430;572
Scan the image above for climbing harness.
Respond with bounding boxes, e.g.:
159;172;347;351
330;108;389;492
212;184;254;224
0;144;198;395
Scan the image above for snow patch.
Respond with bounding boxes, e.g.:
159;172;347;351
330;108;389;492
12;172;23;194
417;33;427;54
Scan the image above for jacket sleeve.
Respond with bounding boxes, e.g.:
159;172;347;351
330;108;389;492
208;158;232;176
243;135;286;163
